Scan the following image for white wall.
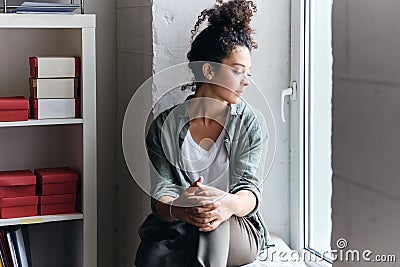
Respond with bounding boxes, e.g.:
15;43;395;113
152;0;292;243
332;0;400;266
84;1;117;266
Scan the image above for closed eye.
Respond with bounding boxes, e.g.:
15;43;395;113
233;69;252;77
233;69;243;75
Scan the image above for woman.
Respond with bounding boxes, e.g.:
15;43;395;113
135;0;273;266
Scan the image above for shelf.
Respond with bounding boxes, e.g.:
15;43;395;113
0;14;95;28
0;13;97;266
0;213;83;226
1;0;84;14
0;118;83;128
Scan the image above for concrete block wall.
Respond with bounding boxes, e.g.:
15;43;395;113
115;0;153;266
332;0;400;266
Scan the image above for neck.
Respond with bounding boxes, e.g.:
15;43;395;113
189;84;229;123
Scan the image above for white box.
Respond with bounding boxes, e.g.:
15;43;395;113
30;78;78;99
29;57;79;78
30;98;79;119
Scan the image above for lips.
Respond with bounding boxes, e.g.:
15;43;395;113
235;90;244;96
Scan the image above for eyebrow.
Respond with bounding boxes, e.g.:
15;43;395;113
232;63;252;69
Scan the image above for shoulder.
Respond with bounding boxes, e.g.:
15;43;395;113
149;104;183;130
235;100;267;133
146;102;188;143
146;105;177;143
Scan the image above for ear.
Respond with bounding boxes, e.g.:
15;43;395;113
202;63;214;80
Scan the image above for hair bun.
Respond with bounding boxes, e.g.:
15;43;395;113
191;0;257;42
208;0;256;34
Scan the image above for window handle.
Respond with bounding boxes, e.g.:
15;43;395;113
281;81;297;123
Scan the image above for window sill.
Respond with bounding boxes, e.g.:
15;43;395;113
243;234;307;267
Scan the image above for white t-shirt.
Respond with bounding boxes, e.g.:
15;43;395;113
181;130;230;191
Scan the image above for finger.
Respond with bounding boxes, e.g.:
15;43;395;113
191;208;219;218
197;176;204;185
199;220;220;232
190;176;203;187
186;218;210;229
192;201;221;212
186;177;204;195
189;214;217;224
186;195;214;203
187;196;221;206
188;206;214;215
186;205;218;217
194;190;222;197
196;183;216;191
186;186;199;194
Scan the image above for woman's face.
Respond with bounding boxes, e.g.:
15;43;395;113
209;46;252;104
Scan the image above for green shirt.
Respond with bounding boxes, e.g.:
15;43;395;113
146;96;274;252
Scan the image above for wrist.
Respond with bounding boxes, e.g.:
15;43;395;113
232;190;257;217
168;199;179;222
224;193;240;216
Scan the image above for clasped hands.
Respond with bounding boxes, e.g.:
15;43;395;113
172;176;235;232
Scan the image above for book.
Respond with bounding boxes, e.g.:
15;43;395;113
6;232;19;267
0;230;12;267
0;241;5;267
16;2;79;14
10;227;30;267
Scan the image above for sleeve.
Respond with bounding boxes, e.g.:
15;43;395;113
146;115;182;221
229;109;268;218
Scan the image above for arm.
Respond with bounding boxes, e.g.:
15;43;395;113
154;177;202;222
230;190;257;217
147;112;221;226
155;196;175;222
229;108;268;217
146;113;183;221
155;177;221;227
189;108;268;231
186;184;257;232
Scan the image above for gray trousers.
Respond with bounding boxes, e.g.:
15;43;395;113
135;214;261;267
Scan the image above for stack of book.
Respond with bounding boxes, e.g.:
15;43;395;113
0;227;31;267
29;57;80;120
35;167;78;216
0;170;38;219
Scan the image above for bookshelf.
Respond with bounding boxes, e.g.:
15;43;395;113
0;213;84;227
0;118;83;128
0;14;96;266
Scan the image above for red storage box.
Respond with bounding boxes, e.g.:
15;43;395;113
29;56;80;78
0;195;38;219
0;96;29;122
39;194;76;215
0;170;36;198
35;167;78;195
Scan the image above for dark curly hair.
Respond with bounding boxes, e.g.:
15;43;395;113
184;0;257;90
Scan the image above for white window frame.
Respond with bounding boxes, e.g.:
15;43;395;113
290;0;332;266
289;0;307;252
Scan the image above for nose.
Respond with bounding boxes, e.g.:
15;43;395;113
241;74;250;86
